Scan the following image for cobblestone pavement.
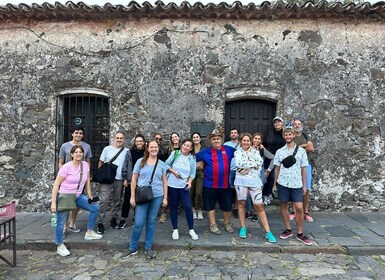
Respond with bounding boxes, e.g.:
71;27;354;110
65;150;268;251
1;249;385;279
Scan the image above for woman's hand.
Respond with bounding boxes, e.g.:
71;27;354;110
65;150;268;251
123;179;129;187
51;202;57;213
130;197;136;208
162;197;168;207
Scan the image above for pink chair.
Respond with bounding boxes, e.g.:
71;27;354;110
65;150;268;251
0;201;16;267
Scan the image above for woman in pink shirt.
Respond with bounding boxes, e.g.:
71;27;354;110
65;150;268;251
51;145;102;257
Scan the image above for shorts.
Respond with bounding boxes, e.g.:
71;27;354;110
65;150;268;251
235;185;263;205
277;183;303;203
306;165;312;191
203;187;232;212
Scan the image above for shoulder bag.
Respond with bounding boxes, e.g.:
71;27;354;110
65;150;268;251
58;161;83;211
93;147;125;184
135;159;158;204
281;145;299;168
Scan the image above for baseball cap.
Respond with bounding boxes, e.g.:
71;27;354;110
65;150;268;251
273;116;283;122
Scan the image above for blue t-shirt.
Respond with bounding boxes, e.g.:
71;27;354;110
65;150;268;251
195;145;236;189
133;158;167;198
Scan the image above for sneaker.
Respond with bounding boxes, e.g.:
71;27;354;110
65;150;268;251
296;234;313;246
145;249;157;259
57;244;70;257
210;224;222;235
84;230;103;240
68;224;81;233
96;223;105;234
304;213;314;222
110;218;118;229
289;211;296;220
224;223;234;234
239;227;247;239
263;196;271;205
158;212;167;223
172;229;179;240
197;210;203;220
252;214;259;222
265;231;277;243
280;229;293;239
117;219;126;229
245;212;252;219
193;210;198;220
121;249;138;259
189;229;199;240
232;209;239;218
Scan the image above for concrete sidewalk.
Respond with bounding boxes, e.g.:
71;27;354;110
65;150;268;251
15;205;385;255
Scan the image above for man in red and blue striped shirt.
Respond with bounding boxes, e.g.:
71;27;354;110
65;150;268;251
196;129;236;235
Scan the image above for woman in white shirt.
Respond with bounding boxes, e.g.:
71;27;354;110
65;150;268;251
234;133;276;243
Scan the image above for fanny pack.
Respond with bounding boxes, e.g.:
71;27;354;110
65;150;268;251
281;145;299;168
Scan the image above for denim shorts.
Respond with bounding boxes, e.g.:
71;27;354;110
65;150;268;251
203;187;232;212
277;183;303;203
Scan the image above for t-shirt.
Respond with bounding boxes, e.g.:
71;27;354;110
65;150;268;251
195;145;236;189
294;133;312;162
166;153;196;189
133;159;167;198
99;146;128;180
224;141;240;171
59;141;92;164
274;144;308;189
58;161;90;197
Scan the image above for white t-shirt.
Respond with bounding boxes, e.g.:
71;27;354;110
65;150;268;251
99;146;128;180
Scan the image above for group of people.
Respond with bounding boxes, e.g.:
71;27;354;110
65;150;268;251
51;115;315;258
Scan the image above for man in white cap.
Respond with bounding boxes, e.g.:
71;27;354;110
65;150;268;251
263;116;286;205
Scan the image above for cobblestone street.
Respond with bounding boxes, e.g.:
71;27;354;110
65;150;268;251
1;249;385;279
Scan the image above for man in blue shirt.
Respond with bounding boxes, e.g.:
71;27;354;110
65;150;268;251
196;129;236;235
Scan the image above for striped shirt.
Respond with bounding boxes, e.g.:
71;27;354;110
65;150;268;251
195;145;236;189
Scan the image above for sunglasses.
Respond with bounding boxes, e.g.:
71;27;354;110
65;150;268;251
155;137;162;141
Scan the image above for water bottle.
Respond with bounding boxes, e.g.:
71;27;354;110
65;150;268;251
51;213;57;227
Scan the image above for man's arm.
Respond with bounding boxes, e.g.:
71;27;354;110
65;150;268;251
300;140;314;153
301;166;307;195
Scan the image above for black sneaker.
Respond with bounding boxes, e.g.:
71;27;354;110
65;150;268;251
245;212;252;219
252;214;259;222
121;249;138;259
97;223;105;234
232;209;239;218
117;220;126;229
145;249;157;259
110;218;117;229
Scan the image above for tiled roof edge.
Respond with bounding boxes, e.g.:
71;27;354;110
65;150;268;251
1;1;385;21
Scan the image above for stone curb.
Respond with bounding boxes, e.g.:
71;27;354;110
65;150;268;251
18;239;385;256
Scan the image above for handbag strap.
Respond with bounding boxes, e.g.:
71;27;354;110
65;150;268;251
108;147;125;164
149;159;159;185
77;161;84;190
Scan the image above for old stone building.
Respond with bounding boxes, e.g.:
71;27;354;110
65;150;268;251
0;1;384;211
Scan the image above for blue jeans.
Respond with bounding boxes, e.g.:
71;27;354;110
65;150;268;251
168;187;194;230
55;194;100;245
129;196;163;251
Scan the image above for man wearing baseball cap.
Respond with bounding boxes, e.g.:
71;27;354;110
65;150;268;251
195;129;236;235
264;116;286;205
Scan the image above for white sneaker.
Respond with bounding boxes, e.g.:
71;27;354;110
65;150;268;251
197;210;203;220
193;210;198;220
189;229;199;240
84;230;103;240
57;244;70;257
172;229;179;240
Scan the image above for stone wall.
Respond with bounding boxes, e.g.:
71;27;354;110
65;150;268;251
0;17;384;211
